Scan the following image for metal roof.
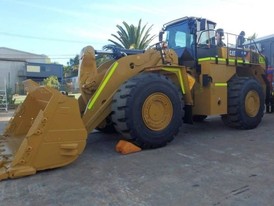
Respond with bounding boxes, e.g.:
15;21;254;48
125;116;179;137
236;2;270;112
253;34;274;43
163;16;216;29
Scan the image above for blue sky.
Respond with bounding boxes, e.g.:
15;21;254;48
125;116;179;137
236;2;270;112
0;0;273;65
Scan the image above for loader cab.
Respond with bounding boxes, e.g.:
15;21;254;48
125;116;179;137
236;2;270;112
162;17;216;67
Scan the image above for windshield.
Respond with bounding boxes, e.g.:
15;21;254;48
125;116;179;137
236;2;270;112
165;21;194;51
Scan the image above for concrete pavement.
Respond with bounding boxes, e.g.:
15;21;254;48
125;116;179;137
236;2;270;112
0;110;274;205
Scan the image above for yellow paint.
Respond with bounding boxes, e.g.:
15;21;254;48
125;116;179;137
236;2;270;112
162;67;185;93
88;62;119;110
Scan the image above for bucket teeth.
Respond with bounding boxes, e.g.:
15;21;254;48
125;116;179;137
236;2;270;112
0;84;87;180
0;135;15;180
0;155;12;180
0;137;7;143
0;140;12;167
0;154;11;162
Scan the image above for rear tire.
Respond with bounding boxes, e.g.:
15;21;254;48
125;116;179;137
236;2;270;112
111;73;184;149
222;77;264;129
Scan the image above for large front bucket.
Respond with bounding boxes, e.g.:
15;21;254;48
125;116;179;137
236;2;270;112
0;81;87;180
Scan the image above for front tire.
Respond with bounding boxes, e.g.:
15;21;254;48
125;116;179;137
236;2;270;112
96;116;116;133
193;115;207;122
111;73;184;149
222;77;264;129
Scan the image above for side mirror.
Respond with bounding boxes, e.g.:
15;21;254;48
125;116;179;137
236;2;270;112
159;30;164;42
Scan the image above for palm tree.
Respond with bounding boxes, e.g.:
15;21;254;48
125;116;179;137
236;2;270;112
104;19;156;50
248;33;258;40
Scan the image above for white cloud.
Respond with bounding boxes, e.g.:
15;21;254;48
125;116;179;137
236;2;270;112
84;2;161;15
6;0;92;19
67;28;109;42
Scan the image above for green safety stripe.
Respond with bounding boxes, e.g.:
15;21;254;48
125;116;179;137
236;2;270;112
214;83;227;87
198;57;215;62
259;56;265;64
162;67;185;94
87;62;119;110
198;57;250;64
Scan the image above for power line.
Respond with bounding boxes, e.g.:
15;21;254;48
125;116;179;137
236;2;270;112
0;31;91;44
0;54;77;57
0;57;74;60
0;56;77;61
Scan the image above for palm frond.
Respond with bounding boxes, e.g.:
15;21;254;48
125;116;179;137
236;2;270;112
104;19;155;49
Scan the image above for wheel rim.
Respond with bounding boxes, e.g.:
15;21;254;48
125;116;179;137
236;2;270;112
142;92;173;131
245;90;260;117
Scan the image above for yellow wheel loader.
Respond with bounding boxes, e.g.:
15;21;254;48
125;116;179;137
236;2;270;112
0;17;270;180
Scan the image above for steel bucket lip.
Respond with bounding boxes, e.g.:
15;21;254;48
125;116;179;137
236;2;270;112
0;134;24;156
0;134;23;180
0;87;87;181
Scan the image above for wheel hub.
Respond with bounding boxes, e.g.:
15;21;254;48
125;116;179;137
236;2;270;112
245;90;260;117
142;93;173;131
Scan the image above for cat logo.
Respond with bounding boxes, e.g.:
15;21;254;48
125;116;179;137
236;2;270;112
229;49;247;57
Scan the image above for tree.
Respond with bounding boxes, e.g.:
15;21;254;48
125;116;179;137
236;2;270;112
104;19;156;50
68;54;79;66
64;54;79;77
43;75;60;89
96;54;112;67
248;33;257;40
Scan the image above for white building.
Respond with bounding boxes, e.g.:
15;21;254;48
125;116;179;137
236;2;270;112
0;47;61;94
